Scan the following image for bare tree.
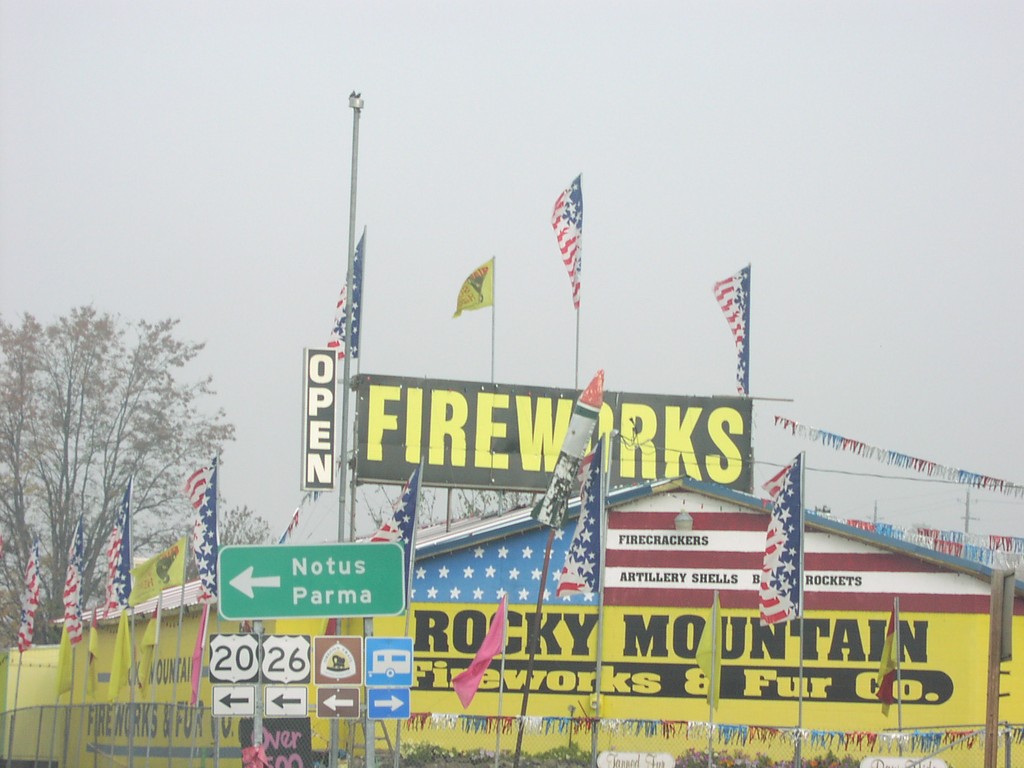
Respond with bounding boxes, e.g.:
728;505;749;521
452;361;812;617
0;307;234;645
218;504;272;547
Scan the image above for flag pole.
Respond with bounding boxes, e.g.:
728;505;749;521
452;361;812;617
706;590;719;768
170;546;191;768
590;431;610;765
333;90;363;768
349;227;367;543
145;593;164;768
794;452;806;768
512;528;557;768
125;480;137;767
491;256;496;384
574;308;580;389
393;461;424;768
7;649;24;763
493;598;509;768
895;596;903;743
337;91;363;543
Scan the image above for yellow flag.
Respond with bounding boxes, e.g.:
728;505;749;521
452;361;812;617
453;258;495;317
695;592;721;709
138;613;159;693
876;607;898;715
129;536;186;606
56;624;73;696
87;620;99;697
108;611;131;702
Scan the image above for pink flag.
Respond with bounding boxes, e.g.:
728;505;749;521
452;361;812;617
452;595;507;708
190;603;211;705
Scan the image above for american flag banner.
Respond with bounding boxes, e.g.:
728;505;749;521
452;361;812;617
187;459;218;604
556;438;604;597
759;453;803;625
327;228;365;359
370;466;422;593
278;507;301;544
104;478;133;615
551;174;583;310
713;264;751;395
63;516;85;645
761;462;792;500
17;538;41;652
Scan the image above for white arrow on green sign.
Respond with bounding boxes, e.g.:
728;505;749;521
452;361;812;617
218;542;406;620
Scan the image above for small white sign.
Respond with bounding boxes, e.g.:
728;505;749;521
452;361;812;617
598;753;674;768
212;685;256;717
859;759;948;768
264;684;308;718
261;634;311;683
208;634;260;684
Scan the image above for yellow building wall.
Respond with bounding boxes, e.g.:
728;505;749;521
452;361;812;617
2;597;1019;765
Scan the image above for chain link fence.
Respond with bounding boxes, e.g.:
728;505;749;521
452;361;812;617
1;704;1021;767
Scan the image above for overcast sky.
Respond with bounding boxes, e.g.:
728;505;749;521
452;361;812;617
2;2;1023;546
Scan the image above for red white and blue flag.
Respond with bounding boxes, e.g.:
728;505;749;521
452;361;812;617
186;459;218;604
551;174;583;310
759;454;803;625
761;462;792;500
556;437;604;598
371;466;421;593
63;516;85;645
279;507;301;544
713;264;751;396
104;478;133;615
17;538;41;652
327;228;365;359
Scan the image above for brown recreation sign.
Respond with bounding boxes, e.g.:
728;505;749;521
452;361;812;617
353;374;753;492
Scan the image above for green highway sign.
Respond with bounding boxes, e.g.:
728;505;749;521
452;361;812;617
218;542;406;620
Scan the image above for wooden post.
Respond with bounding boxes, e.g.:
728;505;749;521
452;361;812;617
984;569;1014;768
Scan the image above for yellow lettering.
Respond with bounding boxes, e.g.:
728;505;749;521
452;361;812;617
516;395;573;472
594;404;615;456
429;390;468;467
630;672;662;694
683;666;708;696
619;402;658;479
405;387;423;464
663;406;703;480
474;392;509;470
806;677;833;699
854;671;878;701
706;407;743;484
743;668;777;697
367;385;401;462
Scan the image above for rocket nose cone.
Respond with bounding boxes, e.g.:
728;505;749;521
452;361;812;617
579;370;604;408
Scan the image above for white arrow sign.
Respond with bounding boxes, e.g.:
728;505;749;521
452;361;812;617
374;694;404;712
264;685;307;717
323;691;358;711
229;566;282;598
212;685;256;717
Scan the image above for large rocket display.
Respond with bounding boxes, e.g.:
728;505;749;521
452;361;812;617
530;369;604;528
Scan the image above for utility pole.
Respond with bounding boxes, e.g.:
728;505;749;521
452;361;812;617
963;489;975;534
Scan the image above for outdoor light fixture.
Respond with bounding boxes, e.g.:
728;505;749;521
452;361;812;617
674;510;694;531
